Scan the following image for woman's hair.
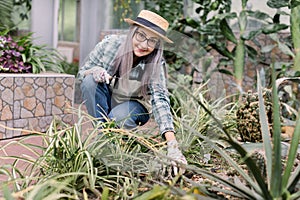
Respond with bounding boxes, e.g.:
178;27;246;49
111;25;164;98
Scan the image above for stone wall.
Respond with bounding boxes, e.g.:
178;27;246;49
0;73;75;139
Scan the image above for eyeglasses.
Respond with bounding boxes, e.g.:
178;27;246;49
134;31;159;48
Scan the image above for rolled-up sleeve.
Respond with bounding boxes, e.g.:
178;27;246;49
149;61;175;135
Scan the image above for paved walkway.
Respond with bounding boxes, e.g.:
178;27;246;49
0;135;44;182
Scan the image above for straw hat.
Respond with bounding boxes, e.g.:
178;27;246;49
124;10;173;43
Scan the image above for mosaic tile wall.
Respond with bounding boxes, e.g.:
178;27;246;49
0;73;75;139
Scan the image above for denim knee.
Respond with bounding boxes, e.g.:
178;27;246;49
80;75;98;117
81;75;97;94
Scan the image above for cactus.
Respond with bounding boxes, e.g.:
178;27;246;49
236;89;273;142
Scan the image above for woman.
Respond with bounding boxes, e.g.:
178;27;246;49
78;10;187;174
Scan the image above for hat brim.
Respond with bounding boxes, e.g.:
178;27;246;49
124;18;173;43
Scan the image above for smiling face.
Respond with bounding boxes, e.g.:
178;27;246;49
132;27;160;57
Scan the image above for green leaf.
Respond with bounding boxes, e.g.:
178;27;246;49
262;24;289;34
287;164;300;197
270;64;283;197
242;29;262;40
282;111;300;189
242;0;248;8
226;139;272;199
267;0;289;8
278;41;295;58
247;10;272;21
257;71;273;186
31;57;46;73
31;62;38;74
218;68;234;76
185;17;200;29
245;45;258;61
21;53;27;62
220;19;237;44
101;187;110;200
291;0;300;8
239;10;247;32
274;62;293;70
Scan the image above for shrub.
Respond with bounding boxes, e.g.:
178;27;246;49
0;35;31;73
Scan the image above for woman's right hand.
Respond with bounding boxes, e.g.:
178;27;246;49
85;67;111;84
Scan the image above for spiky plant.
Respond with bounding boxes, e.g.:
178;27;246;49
173;66;300;199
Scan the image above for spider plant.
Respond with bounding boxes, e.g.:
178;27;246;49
1;176;79;200
0;108;123;198
169;74;238;166
0;105;180;199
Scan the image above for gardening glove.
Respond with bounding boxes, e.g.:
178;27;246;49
167;139;187;176
88;67;111;84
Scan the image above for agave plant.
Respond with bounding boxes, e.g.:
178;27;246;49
259;66;300;199
170;65;300;199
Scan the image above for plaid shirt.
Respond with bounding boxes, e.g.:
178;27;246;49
78;35;175;135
